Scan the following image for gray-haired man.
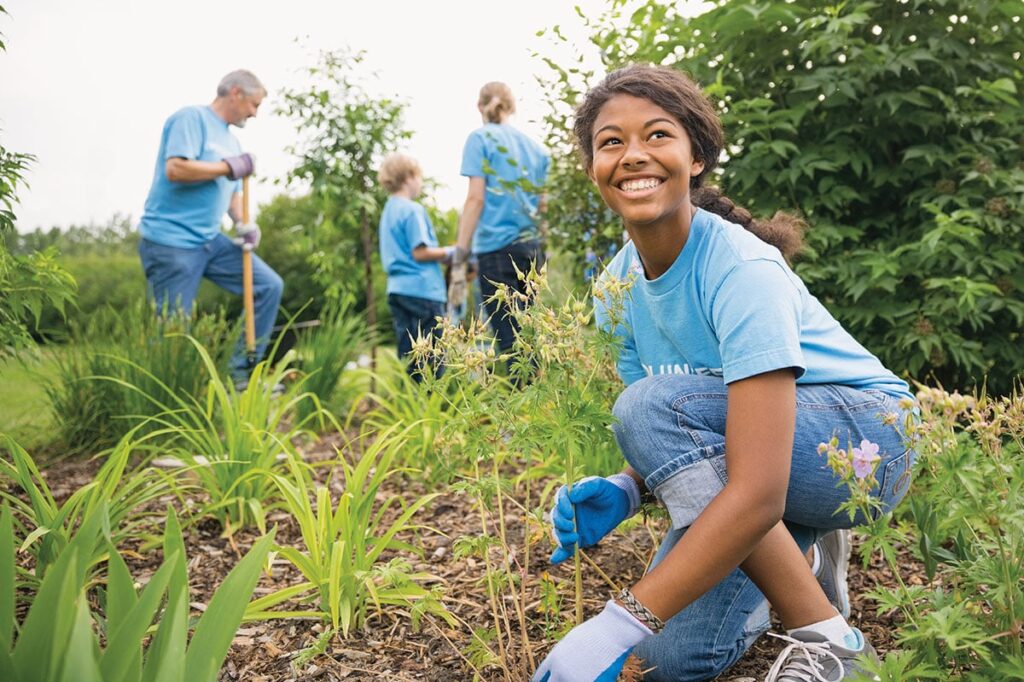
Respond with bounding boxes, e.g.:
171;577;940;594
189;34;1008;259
138;70;283;388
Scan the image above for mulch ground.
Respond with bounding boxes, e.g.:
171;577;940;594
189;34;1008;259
32;432;930;682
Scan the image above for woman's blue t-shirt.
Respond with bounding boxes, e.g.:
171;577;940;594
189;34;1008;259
460;123;549;254
594;208;913;401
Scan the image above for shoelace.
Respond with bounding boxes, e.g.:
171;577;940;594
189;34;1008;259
764;632;845;682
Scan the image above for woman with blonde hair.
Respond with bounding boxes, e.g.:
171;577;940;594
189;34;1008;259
449;82;550;363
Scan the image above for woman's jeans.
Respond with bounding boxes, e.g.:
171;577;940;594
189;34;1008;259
387;293;445;382
138;235;284;381
476;238;545;353
613;374;915;682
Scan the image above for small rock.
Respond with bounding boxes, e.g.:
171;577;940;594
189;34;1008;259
431;546;448;561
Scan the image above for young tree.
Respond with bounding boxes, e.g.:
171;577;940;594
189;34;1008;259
540;0;1024;393
278;48;411;347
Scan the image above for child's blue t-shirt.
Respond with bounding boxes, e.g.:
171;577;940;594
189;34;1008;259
460;123;550;254
139;105;242;248
594;208;913;401
378;195;446;303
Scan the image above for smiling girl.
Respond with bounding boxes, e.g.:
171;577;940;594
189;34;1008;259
534;65;916;682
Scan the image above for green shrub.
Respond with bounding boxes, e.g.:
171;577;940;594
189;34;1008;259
821;386;1024;678
248;427;451;635
539;0;1024;393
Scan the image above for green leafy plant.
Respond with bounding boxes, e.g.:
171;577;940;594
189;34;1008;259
348;351;467;480
0;431;180;581
246;426;452;636
0;5;76;359
0;503;275;682
821;385;1024;678
151;339;328;533
413;266;629;678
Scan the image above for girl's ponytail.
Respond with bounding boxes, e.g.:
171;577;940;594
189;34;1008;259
478;82;516;124
692;186;806;262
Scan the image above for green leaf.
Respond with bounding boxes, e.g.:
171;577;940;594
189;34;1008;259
0;507;14;651
57;595;103;682
184;530;275;682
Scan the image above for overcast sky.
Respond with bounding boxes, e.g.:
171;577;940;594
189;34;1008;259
0;0;656;233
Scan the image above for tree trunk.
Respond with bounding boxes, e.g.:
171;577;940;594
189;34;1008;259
359;207;377;390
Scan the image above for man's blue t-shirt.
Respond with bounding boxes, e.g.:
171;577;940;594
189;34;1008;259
594;208;913;401
460;123;549;254
139;106;242;248
378;195;446;303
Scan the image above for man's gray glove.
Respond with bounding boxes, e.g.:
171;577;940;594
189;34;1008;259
447;261;468;317
232;222;261;249
224;153;255;180
451;245;470;266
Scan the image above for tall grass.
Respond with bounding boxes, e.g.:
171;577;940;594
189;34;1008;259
149;340;330;533
44;301;234;453
295;297;376;425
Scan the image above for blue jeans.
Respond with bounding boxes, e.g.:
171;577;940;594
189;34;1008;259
613;374;915;681
138;235;284;381
477;238;545;353
387;293;445;382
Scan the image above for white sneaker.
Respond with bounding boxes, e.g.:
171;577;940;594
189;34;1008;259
765;628;880;682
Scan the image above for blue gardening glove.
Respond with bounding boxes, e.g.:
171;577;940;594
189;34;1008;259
532;599;652;682
549;473;640;564
232;222;261;249
223;152;255;180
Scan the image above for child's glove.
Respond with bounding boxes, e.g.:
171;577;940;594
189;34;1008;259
532;599;652;681
549;473;640;564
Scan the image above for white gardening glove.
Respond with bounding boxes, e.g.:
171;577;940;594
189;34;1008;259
232;221;261;250
447;260;467;318
532;600;653;682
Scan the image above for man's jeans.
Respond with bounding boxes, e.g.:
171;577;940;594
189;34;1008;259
138;234;284;381
476;238;545;353
613;374;915;681
387;293;445;382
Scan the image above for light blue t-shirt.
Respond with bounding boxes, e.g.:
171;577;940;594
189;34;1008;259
378;195;446;303
460;123;550;254
594;208;913;400
139;105;242;248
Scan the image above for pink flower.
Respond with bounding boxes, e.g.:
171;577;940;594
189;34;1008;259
851;439;881;480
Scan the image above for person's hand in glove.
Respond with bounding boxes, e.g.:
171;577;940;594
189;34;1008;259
447;260;468;316
232;222;261;249
223;153;255;180
549;473;640;564
532;599;652;682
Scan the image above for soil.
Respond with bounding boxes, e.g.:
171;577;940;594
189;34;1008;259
30;435;929;682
